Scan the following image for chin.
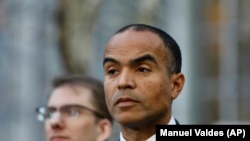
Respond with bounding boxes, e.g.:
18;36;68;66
116;115;144;128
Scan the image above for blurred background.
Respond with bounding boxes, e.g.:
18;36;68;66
0;0;249;141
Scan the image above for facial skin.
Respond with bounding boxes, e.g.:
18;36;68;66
45;85;111;141
103;30;184;139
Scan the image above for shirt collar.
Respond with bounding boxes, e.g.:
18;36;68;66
120;116;176;141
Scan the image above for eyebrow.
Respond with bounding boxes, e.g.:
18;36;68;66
103;57;120;67
103;54;157;67
130;54;157;66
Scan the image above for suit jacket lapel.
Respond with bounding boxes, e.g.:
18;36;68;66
174;118;180;125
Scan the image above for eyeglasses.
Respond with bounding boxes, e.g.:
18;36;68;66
36;104;104;122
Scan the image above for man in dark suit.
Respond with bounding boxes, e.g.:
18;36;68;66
103;24;185;141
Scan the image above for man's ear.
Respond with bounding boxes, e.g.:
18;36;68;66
96;119;112;141
170;73;185;100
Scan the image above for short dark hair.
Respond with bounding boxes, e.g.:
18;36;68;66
115;24;182;75
51;74;113;123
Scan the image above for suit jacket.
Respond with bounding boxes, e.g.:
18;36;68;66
175;118;180;125
118;118;180;141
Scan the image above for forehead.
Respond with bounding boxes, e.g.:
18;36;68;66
48;85;93;107
104;30;167;62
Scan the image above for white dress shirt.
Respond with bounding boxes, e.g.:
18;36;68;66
120;116;177;141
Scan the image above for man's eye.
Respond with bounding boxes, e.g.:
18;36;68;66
107;69;117;75
137;67;150;72
46;111;55;119
65;108;80;117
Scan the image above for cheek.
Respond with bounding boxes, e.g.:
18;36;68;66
76;118;95;127
45;123;50;137
143;79;166;91
71;119;97;138
142;79;170;103
104;82;114;102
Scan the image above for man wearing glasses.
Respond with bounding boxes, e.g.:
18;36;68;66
36;75;113;141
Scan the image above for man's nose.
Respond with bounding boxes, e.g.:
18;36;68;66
117;70;136;89
48;112;65;129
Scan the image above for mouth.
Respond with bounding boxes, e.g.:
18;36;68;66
115;97;138;107
50;136;69;141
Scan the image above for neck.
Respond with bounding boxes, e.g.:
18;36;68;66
120;114;171;141
120;125;154;141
